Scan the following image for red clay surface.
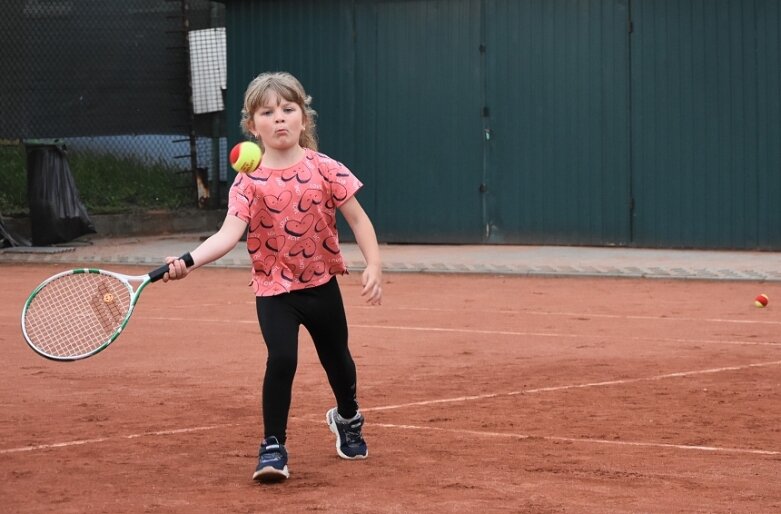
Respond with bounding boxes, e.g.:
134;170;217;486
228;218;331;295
1;264;780;513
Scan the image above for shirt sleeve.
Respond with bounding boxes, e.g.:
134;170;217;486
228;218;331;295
318;155;364;208
227;174;253;224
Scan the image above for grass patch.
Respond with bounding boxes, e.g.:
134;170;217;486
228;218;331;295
0;144;195;216
0;145;27;216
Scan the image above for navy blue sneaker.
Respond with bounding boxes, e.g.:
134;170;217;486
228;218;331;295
326;408;368;459
252;436;289;482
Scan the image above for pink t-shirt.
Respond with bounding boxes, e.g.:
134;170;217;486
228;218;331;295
227;148;363;296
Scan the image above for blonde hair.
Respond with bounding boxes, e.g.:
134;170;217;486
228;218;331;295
240;71;318;151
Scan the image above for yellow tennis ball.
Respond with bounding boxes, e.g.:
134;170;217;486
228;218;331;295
754;293;769;308
229;141;262;173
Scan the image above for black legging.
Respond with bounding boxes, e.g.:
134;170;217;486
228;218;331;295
256;276;358;444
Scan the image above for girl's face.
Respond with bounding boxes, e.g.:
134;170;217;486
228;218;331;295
249;91;306;152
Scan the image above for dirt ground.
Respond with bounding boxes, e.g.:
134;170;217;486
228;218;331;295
1;264;780;513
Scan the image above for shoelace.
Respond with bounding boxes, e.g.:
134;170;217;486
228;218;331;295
343;421;365;445
261;441;284;462
261;449;281;461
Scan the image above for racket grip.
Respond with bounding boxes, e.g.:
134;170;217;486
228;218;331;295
181;252;195;267
149;252;195;283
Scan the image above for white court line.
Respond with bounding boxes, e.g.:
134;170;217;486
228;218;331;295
363;359;781;412
155;305;781;327
5;416;778;458
4;362;780;457
143;316;780;347
5;315;775;457
352;324;581;338
350;323;781;348
0;423;237;455
525;310;781;326
350;305;781;326
370;423;780;456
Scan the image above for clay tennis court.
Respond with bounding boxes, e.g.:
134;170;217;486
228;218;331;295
1;263;780;512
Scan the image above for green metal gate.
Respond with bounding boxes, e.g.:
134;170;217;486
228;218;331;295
352;0;631;244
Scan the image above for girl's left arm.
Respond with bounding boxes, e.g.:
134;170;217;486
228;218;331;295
339;196;382;305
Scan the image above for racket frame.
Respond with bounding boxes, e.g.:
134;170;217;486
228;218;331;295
21;253;193;361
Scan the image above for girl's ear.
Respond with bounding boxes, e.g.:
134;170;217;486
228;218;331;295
247;120;259;139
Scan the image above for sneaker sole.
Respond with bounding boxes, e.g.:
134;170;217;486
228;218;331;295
252;466;289;482
326;410;369;460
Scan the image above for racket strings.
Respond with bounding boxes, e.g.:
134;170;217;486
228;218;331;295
24;273;132;358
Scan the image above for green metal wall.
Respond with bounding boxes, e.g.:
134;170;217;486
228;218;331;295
225;0;781;249
353;0;484;242
226;0;484;243
225;0;364;238
484;0;630;244
225;1;358;167
631;0;781;249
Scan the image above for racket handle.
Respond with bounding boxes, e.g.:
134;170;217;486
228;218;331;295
181;252;195;267
149;252;195;283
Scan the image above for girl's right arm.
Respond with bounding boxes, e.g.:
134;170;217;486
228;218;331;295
163;214;248;281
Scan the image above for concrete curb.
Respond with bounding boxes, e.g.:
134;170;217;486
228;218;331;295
3;209;225;240
2;242;780;282
3;211;781;282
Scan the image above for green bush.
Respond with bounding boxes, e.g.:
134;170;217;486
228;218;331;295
0;145;27;215
0;144;195;216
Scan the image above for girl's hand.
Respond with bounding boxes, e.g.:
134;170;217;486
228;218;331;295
361;263;383;305
162;256;190;282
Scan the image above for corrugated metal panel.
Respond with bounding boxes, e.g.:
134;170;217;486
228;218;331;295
224;0;781;249
484;0;631;245
225;0;358;178
355;0;484;242
225;0;364;237
227;0;484;243
631;0;781;249
756;0;781;249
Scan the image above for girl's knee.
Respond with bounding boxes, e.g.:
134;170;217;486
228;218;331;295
266;353;298;378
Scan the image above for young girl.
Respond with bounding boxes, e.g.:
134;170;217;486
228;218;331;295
163;71;382;482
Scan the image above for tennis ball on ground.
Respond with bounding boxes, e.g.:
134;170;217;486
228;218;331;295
754;294;769;308
230;141;262;173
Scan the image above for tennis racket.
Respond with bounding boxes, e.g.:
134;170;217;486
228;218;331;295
21;253;194;361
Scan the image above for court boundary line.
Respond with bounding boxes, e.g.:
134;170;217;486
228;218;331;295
166;301;781;328
363;359;781;412
0;424;238;455
351;323;781;348
4;417;776;458
369;423;780;456
143;316;781;348
350;305;781;327
3;360;780;457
